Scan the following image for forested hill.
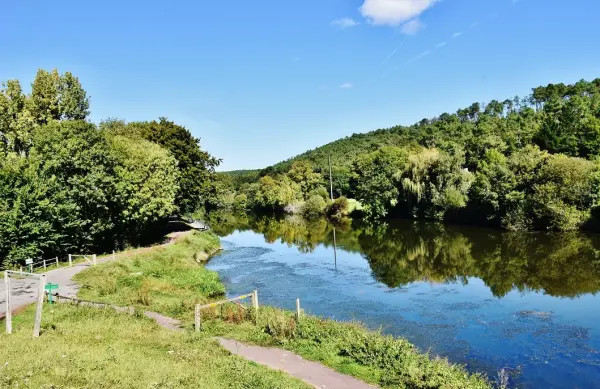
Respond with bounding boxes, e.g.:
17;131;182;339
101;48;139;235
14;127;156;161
260;78;600;177
217;78;600;232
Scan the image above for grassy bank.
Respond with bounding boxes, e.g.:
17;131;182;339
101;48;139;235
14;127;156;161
70;230;493;388
0;304;308;389
73;231;223;321
203;307;492;389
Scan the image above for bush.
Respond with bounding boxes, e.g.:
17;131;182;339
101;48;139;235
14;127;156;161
301;195;327;219
325;196;350;221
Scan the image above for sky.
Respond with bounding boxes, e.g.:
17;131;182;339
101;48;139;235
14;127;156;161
1;0;599;171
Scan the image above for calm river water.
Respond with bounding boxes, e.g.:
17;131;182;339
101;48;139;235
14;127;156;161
206;214;600;388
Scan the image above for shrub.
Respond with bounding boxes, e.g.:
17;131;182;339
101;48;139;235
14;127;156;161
325;196;350;221
301;195;327;219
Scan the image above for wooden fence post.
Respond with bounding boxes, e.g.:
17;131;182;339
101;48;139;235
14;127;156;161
92;254;97;266
195;304;201;332
4;271;12;334
112;250;116;261
296;298;301;320
33;274;46;337
55;257;59;267
68;254;72;267
43;260;46;270
19;266;22;273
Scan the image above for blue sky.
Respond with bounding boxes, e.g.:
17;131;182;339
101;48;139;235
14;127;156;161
2;0;599;170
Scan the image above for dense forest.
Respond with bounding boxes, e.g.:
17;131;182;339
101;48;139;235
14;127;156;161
218;78;600;232
0;69;219;268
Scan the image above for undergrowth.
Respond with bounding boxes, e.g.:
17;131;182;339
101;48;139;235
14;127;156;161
73;231;224;321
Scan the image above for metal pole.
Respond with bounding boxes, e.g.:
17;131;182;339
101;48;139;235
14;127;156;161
328;154;334;201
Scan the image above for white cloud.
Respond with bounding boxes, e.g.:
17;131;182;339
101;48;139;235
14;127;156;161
331;18;360;28
435;41;446;48
400;18;424;34
340;83;354;89
360;0;438;26
452;32;463;38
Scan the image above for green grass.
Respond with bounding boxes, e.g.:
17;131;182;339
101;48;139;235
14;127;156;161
73;231;224;321
0;304;309;389
204;307;493;389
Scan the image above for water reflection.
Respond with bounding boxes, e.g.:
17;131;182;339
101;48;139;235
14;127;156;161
208;213;600;298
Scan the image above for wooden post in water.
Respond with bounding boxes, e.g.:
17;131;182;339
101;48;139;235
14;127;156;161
33;274;46;337
295;298;301;321
4;271;12;334
68;254;72;267
195;304;201;332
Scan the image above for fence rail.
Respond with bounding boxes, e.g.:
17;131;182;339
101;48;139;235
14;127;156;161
195;290;258;331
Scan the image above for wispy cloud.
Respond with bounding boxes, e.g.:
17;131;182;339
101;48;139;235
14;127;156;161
380;41;405;65
340;82;354;89
331;18;360;28
401;18;424;35
360;0;439;26
470;21;479;28
396;50;432;68
435;41;447;48
452;31;463;38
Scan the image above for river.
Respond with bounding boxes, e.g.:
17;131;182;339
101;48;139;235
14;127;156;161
205;214;600;388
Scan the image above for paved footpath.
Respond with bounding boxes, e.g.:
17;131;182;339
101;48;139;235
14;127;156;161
0;257;116;317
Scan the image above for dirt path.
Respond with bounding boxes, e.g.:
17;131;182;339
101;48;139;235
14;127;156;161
217;338;377;389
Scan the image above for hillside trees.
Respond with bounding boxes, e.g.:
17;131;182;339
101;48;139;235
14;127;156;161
221;78;600;231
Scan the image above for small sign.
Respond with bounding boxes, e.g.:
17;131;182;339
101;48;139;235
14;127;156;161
25;258;33;265
45;283;59;304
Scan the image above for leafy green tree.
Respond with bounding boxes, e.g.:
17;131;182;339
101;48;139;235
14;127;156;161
27;69;61;125
351;147;408;218
108;135;178;228
58;72;90;120
101;118;220;214
287;160;323;197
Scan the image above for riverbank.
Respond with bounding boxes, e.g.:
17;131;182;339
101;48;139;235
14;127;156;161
2;230;493;388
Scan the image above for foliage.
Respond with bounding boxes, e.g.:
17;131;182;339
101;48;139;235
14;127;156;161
221;78;600;231
0;69;218;268
0;304;309;389
325;196;350;221
108;135;179;229
301;195;327;219
101;117;220;214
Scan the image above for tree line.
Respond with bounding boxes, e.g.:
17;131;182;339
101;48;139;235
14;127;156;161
0;69;219;268
218;78;600;231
